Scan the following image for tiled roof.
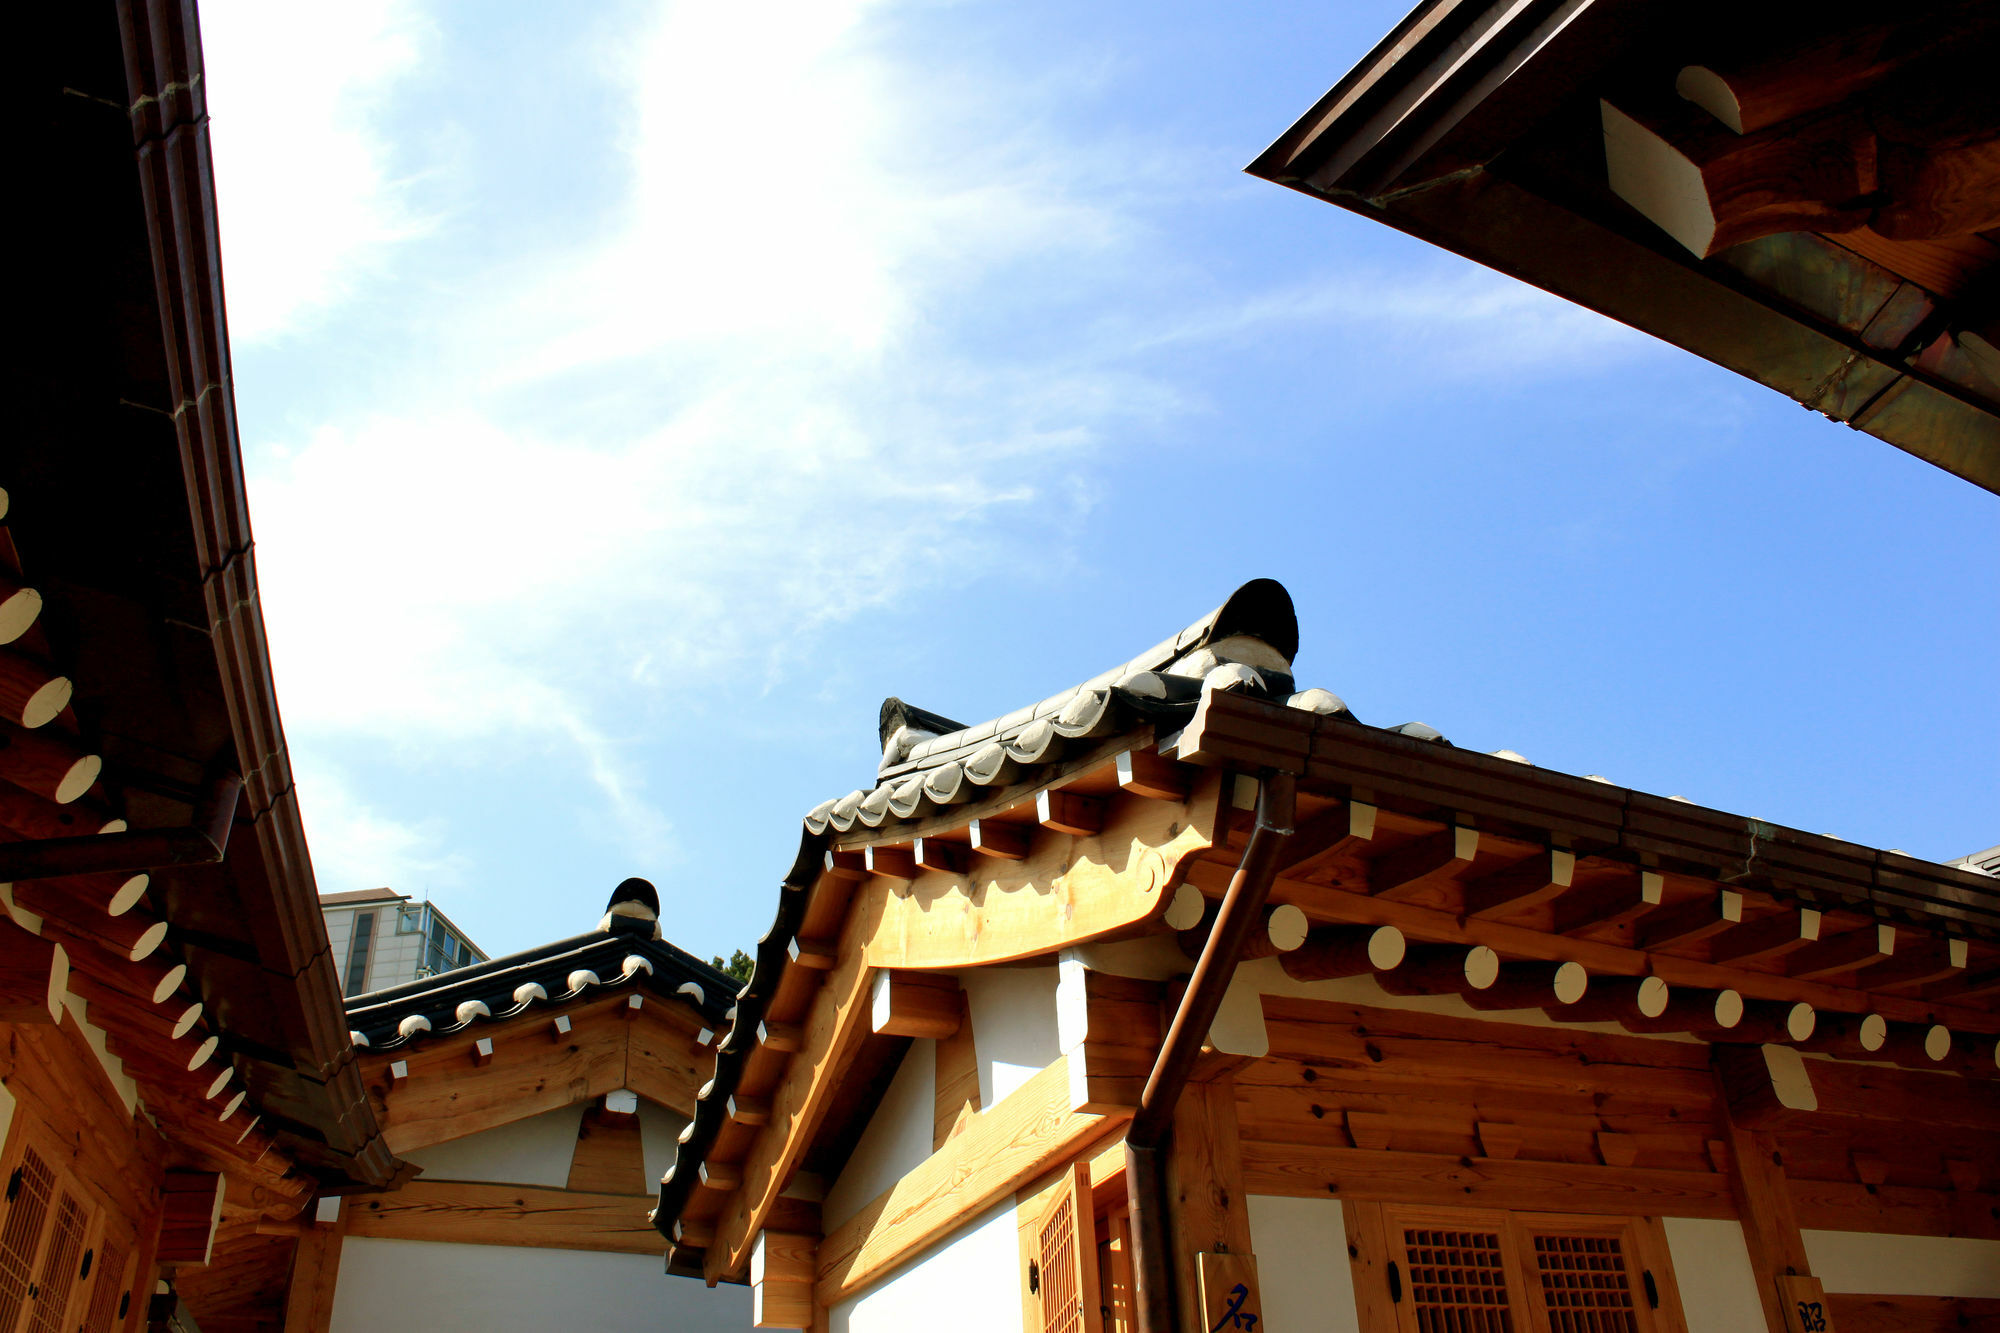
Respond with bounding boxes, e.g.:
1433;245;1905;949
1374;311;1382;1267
345;886;736;1052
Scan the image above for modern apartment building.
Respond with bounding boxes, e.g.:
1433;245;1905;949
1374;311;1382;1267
321;888;488;997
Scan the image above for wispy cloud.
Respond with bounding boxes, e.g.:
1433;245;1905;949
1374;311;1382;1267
200;0;431;344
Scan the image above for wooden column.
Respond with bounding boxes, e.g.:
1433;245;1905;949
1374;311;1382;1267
1720;1078;1819;1333
1166;1075;1260;1333
282;1201;346;1333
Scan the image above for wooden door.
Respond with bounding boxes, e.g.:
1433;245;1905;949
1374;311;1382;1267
0;1115;109;1333
1022;1164;1100;1333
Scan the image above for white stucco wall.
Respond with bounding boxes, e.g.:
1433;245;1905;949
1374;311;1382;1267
1662;1217;1765;1332
824;1042;936;1229
1247;1195;1361;1333
1802;1231;2000;1297
830;1202;1020;1333
636;1098;690;1188
330;1237;747;1333
399;1104;586;1187
962;965;1061;1108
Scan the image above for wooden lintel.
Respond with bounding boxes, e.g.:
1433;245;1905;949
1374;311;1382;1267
729;1094;773;1126
1278;799;1375;876
0;916;66;1024
345;1180;660;1255
788;936;840;971
759;1021;804;1053
1462;848;1574;919
158;1171;225;1266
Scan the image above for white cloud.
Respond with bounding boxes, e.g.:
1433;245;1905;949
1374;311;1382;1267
199;0;430;343
292;762;467;898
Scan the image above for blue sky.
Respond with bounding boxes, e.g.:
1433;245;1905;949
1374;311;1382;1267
199;0;1996;962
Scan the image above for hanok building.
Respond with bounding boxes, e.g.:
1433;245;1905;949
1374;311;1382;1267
1246;0;2000;494
5;4;401;1332
281;880;748;1332
654;580;1998;1333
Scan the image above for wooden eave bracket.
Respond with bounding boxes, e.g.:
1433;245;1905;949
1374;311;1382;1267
0;771;241;882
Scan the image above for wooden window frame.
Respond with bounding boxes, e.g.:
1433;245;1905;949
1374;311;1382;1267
1348;1201;1688;1333
0;1110;133;1333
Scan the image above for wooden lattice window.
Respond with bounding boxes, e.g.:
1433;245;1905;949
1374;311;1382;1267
0;1116;113;1333
1019;1163;1100;1333
81;1240;127;1333
1530;1233;1639;1332
1368;1205;1675;1333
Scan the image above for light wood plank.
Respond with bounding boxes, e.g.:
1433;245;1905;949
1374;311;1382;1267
814;1055;1127;1307
343;1180;660;1255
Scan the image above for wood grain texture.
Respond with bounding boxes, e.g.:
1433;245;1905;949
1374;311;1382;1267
1825;1293;2000;1333
279;1224;343;1333
814;1055;1126;1307
860;773;1222;970
1169;1077;1253;1333
343;1180;660;1255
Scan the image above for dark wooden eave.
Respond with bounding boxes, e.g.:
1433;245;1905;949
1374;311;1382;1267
1249;0;2000;494
11;0;393;1188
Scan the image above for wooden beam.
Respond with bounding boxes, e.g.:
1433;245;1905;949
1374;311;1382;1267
281;1212;344;1333
1714;1043;1820;1129
0;916;65;1023
1278;924;1404;983
1794;1011;1888;1061
911;839;966;875
933;1008;980;1150
968;819;1030;861
0;720;100;805
1168;1076;1253;1333
1462;848;1574;919
1373;943;1499;997
1712;1000;1816;1045
1562;975;1670;1025
1551;869;1663;935
0;577;43;646
1240;1141;1733;1216
1618;985;1744;1035
1674;20;1986;135
1036;788;1105;837
1708;909;1820;966
1636;888;1742;950
871;971;962;1039
1461;959;1589;1012
759;1020;804;1053
1277;799;1375;876
0;653;69;730
1058;964;1161;1115
568;1104;647;1196
1366;826;1476;898
1719;1094;1813;1333
344;1180;661;1254
1787;923;1893;980
813;1055;1126;1307
751;1231;818;1329
863;845;916;880
1787;1176;2000;1242
1855;936;1966;991
788;935;840;970
1116;747;1192;802
157;1171;225;1266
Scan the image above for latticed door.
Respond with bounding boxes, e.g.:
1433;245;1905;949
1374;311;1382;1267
1526;1231;1642;1333
0;1120;111;1333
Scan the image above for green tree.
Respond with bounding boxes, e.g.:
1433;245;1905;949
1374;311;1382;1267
709;949;754;984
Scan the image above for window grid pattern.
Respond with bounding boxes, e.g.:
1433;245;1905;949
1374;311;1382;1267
1038;1191;1082;1333
0;1147;55;1333
1403;1228;1514;1333
1532;1234;1638;1333
25;1191;84;1333
83;1242;125;1333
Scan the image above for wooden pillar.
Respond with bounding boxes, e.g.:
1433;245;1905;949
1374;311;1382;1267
1720;1085;1828;1333
281;1200;346;1333
1165;1074;1262;1333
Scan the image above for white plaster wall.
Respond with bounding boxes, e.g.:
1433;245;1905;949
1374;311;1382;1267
1247;1195;1361;1333
962;965;1061;1108
1802;1231;2000;1297
330;1237;747;1333
400;1104;586;1188
0;1078;15;1152
824;1042;936;1229
830;1201;1019;1333
636;1098;690;1188
1662;1217;1766;1333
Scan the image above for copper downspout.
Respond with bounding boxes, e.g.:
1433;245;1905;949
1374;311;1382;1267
1125;771;1296;1333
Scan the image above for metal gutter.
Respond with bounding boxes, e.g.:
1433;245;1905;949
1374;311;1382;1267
1125;772;1297;1333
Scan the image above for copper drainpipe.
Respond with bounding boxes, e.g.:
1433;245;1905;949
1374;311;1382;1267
1125;770;1295;1333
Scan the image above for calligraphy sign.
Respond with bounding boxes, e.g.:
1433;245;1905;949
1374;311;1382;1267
1778;1275;1836;1333
1197;1252;1264;1333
